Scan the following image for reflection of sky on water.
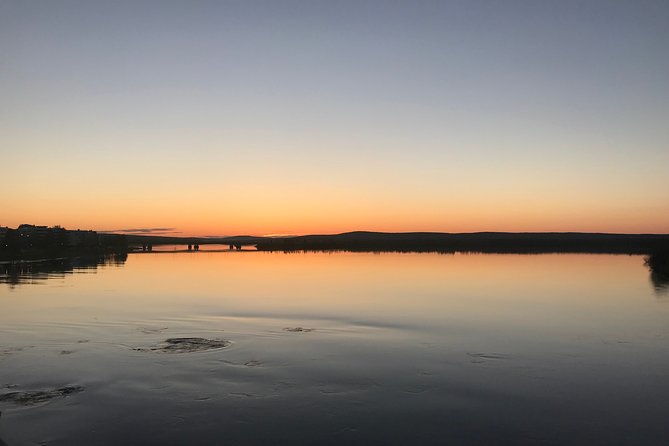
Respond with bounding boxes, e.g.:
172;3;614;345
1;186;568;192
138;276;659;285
1;252;668;445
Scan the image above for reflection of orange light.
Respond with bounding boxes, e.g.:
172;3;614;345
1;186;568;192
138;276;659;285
0;252;652;334
97;251;648;306
0;252;665;345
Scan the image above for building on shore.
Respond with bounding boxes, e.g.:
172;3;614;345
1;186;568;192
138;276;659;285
0;225;127;259
0;227;8;247
16;224;53;244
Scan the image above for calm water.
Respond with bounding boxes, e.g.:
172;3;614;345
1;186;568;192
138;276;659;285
1;252;668;445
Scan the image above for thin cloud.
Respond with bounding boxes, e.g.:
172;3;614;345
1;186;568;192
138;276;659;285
102;228;180;235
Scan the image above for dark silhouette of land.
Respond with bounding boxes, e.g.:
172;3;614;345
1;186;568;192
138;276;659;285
4;225;669;258
252;231;669;254
645;251;669;292
0;224;127;261
2;225;668;289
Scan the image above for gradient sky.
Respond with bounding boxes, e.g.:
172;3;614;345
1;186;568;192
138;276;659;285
2;0;668;236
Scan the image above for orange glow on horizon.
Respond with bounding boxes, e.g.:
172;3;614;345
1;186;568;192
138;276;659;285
3;172;668;236
3;212;668;238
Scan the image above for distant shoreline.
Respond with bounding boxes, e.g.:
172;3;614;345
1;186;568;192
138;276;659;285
3;226;669;260
255;232;669;254
3;228;668;281
120;231;669;255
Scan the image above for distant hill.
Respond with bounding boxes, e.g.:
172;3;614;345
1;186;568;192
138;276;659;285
253;231;669;254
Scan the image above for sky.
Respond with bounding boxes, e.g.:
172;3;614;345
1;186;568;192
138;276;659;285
1;0;668;236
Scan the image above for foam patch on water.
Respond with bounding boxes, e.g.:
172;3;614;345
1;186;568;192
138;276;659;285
136;338;231;353
0;385;84;406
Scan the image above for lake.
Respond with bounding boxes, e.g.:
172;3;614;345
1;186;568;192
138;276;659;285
1;251;668;445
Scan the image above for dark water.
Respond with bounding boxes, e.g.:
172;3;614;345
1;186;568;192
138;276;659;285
1;252;668;445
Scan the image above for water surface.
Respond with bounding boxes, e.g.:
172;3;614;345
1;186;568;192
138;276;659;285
1;252;668;445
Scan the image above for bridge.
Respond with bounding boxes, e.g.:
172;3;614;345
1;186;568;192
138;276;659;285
129;235;266;253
